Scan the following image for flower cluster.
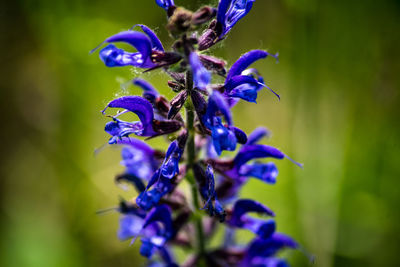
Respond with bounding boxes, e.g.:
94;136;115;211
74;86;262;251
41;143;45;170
93;1;305;266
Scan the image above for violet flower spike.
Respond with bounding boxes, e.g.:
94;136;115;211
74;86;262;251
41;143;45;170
94;1;307;266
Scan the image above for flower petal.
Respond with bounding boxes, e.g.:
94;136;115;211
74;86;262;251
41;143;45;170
161;140;184;179
247;127;270;145
117;215;145;240
103;96;155;136
238;162;278;184
120;144;158;182
231;199;275;227
204;91;233;126
189;52;211;90
210;119;237;155
104;31;155;68
217;0;255;37
155;0;175;10
104;119;144;143
249;257;289;267
247;234;298;259
216;0;231;27
133;24;164;51
227;50;269;80
228;126;248;144
115;173;146;192
140;239;157;258
194;164;226;222
234;144;285;168
99;44;146;67
133;78;160;102
143;205;173;239
225;75;260;91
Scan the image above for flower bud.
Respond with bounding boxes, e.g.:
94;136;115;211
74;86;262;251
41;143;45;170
191;6;216;25
199;54;227;76
167;7;193;35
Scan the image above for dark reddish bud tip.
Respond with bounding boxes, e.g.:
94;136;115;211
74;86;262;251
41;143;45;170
198;29;218;51
167;5;177;17
155;95;170;115
198;20;220;51
177;129;188;149
191;6;217;25
191;89;207;116
152;119;182;136
151;51;182;67
167;71;186;84
168;80;185;92
168;90;188;119
199;54;227;76
167;7;193;34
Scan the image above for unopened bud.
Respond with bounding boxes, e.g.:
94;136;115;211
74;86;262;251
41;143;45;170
167;7;193;34
168;90;188;119
168;80;185;92
199;54;227;76
191;6;216;25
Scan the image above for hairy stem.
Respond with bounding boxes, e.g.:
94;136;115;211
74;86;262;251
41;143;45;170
185;70;206;260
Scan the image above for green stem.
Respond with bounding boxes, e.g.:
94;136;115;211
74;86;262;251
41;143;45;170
185;70;206;259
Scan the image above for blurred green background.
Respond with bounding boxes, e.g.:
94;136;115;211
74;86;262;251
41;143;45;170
1;0;399;266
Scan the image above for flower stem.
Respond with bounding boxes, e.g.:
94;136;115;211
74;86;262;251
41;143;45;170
185;70;206;260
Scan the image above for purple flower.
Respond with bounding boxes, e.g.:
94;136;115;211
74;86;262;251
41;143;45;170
131;24;165;52
224;50;280;105
113;139;159;192
98;31;158;68
230;199;275;225
247;126;270;145
93;26;181;69
136;170;173;211
103;96;182;142
140;205;174;258
155;0;175;11
103;96;158;140
203;91;245;155
143;205;174;239
229;199;276;238
118;214;147;241
217;0;256;38
238;162;278;184
189;52;211;90
136;134;186;210
246;234;298;260
119;205;174;259
133;78;160;103
212;126;301;205
234;144;303;168
160;135;186;179
194;164;226;222
149;247;179;267
247;257;289;267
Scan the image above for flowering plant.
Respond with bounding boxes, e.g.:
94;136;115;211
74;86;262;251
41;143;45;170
93;1;305;266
